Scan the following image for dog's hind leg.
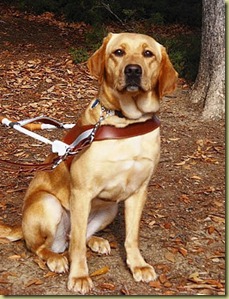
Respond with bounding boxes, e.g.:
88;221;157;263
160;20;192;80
22;191;70;273
86;201;118;255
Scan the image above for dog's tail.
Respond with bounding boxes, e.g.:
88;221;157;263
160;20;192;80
0;223;23;241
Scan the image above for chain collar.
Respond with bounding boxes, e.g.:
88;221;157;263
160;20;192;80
52;100;117;168
92;99;124;120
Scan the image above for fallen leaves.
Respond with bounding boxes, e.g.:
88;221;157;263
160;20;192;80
175;138;223;167
185;271;225;294
33;257;47;271
25;278;44;288
164;251;176;263
149;273;173;292
209;214;225;224
8;254;22;260
147;270;224;295
149;280;161;288
90;266;109;277
99;282;116;291
178;247;188;257
1;57;95;124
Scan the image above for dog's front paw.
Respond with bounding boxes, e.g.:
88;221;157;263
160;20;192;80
68;276;93;294
47;255;69;273
132;264;157;283
87;236;111;255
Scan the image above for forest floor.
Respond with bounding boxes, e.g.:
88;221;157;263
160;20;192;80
0;4;225;296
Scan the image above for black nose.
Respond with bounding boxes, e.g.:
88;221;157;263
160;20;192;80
124;64;142;77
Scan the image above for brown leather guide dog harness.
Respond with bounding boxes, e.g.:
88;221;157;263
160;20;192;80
63;114;160;169
0;100;160;172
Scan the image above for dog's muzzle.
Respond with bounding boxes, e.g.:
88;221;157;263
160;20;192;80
124;64;142;92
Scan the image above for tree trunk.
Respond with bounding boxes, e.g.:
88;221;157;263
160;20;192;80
190;0;225;120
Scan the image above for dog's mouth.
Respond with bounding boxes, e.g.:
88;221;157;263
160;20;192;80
124;64;142;93
125;83;141;92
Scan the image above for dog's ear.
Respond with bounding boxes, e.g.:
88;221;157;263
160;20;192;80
87;33;113;83
157;47;178;98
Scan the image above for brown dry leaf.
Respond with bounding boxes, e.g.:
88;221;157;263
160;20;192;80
179;247;188;257
8;254;21;260
164;281;173;288
207;226;215;234
209;215;225;224
149;280;161;288
43;271;58;278
206;279;224;288
25;278;44;287
191;175;202;180
155;263;171;273
120;285;130;295
148;220;156;227
47;86;55;93
179;194;191;203
190;246;205;253
33;257;47;271
99;282;116;290
164;222;172;229
197;289;214;295
164;251;175;263
188;271;203;283
185;284;215;290
20;252;27;259
21;85;33;89
159;273;167;284
213;199;223;207
155;213;166;218
90;266;109;277
168;247;179;254
175;160;187;166
0;277;9;284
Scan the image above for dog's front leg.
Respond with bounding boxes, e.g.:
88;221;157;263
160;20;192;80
67;189;93;294
124;185;157;283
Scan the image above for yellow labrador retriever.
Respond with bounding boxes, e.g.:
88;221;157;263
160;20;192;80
0;32;177;293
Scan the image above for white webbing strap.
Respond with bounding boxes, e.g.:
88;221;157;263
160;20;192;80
2;117;70;156
1;117;95;158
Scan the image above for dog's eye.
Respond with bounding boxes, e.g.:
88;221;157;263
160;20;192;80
143;50;154;58
114;49;125;57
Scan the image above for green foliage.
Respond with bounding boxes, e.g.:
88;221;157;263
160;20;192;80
69;47;89;64
17;0;201;27
70;25;108;64
158;34;201;81
85;25;108;51
149;12;165;25
18;0;63;14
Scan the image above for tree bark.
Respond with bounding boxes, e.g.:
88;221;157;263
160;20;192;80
190;0;225;120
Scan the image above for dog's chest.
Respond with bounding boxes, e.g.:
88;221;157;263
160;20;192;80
92;129;160;201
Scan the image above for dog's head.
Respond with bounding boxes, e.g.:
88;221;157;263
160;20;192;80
87;32;178;119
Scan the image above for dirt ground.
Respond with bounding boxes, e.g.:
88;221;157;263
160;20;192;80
0;4;225;296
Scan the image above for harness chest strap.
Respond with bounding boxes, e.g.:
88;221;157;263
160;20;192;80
63;115;160;168
0;115;160;172
64;115;160;144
